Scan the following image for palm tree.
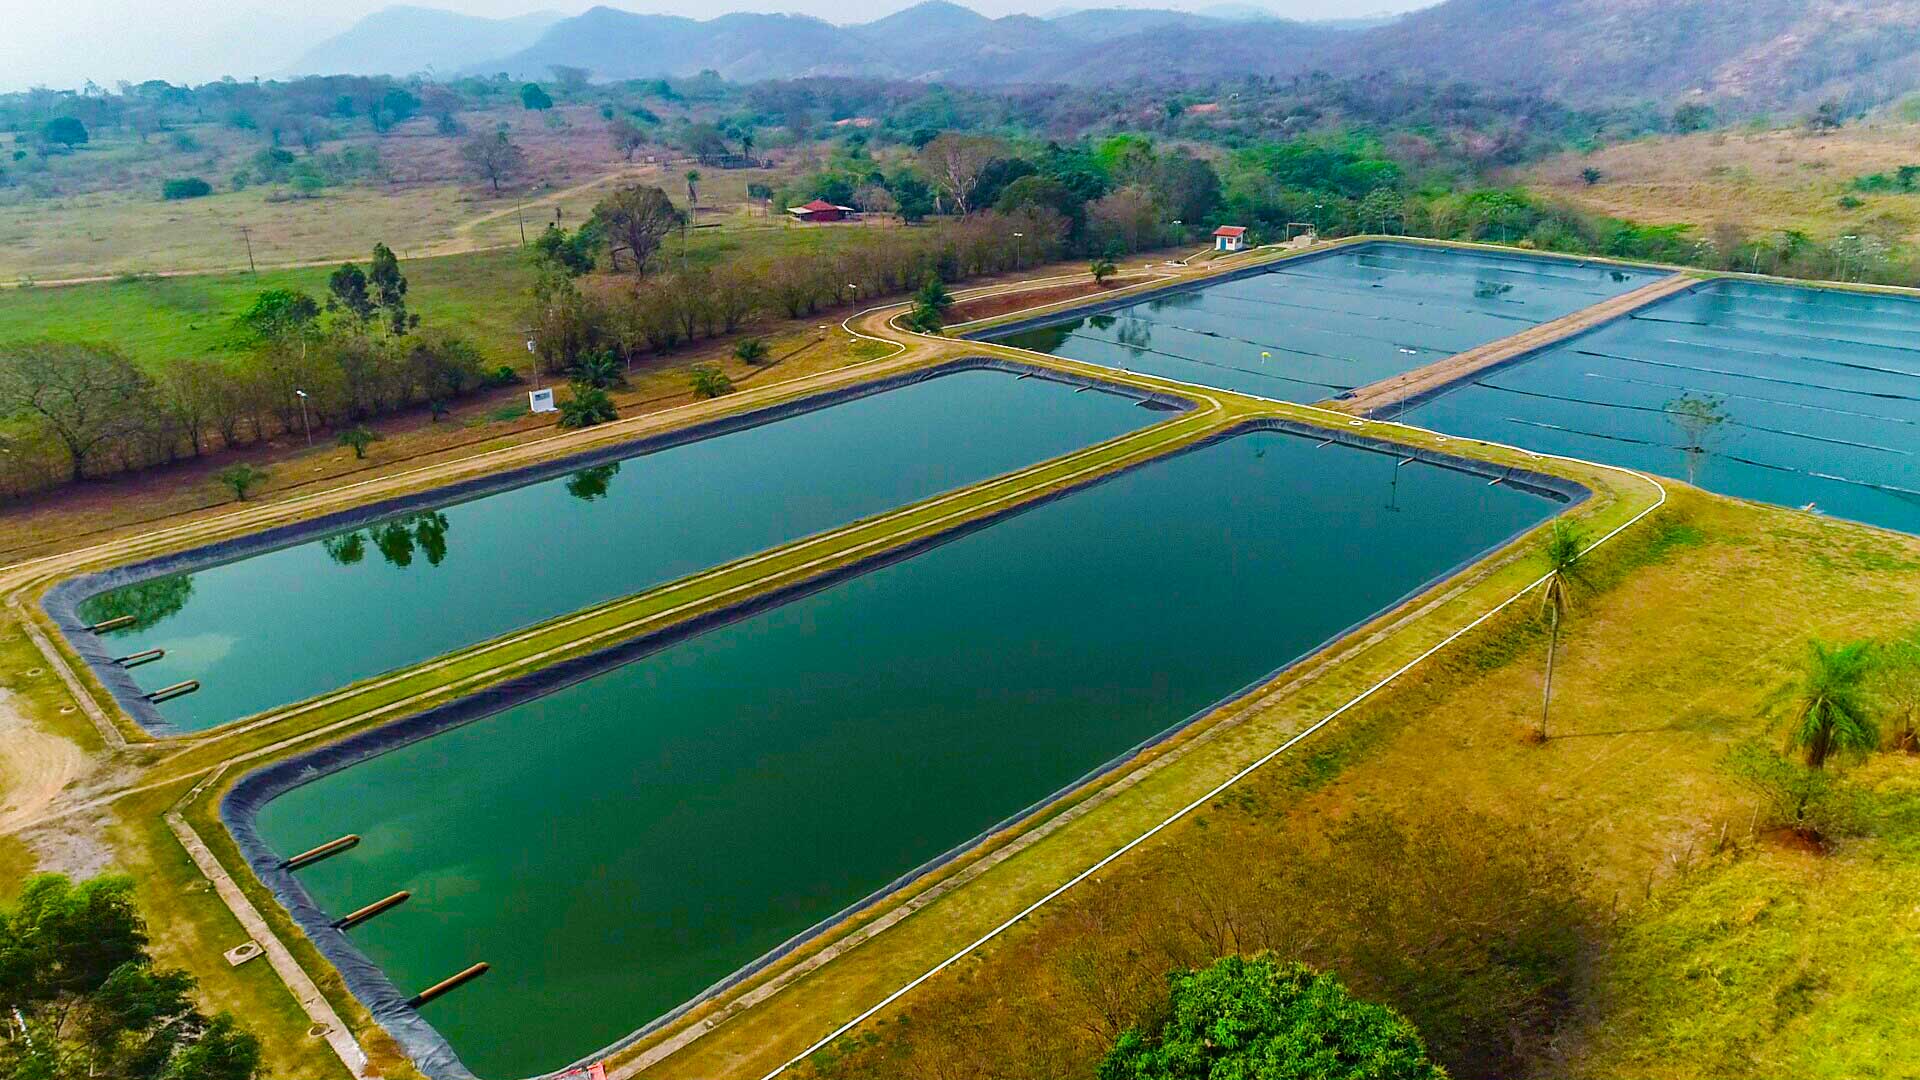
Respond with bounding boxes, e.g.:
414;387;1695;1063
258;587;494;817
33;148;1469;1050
685;169;701;211
1536;521;1586;742
1783;639;1878;769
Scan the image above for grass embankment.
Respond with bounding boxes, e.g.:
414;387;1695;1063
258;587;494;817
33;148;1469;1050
771;491;1920;1080
1525;122;1920;244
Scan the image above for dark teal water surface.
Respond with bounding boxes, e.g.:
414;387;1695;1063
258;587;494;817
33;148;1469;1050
1404;279;1920;534
990;242;1664;401
80;370;1155;731
254;429;1560;1078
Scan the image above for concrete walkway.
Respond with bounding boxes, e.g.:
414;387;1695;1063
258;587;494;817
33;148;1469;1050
1332;272;1698;417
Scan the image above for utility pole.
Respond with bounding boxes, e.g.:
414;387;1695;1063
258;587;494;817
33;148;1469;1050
515;191;527;246
239;225;256;274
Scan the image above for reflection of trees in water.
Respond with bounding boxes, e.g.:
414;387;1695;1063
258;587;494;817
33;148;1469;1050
323;511;452;569
1145;291;1202;312
1088;314;1116;331
1473;280;1515;300
1006;323;1077;354
1115;317;1154;353
566;462;621;502
79;575;195;632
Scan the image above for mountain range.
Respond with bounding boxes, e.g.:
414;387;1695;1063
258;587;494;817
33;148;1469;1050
287;0;1920;111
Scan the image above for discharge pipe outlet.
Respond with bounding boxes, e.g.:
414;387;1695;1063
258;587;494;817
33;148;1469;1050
279;834;360;871
115;648;165;667
88;615;137;633
145;680;199;703
332;891;410;931
407;962;489;1009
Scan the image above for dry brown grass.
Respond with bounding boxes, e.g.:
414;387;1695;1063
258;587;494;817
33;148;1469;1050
1521;123;1920;243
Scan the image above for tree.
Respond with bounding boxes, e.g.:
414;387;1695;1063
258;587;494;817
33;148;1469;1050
217;464;267;501
42;116;89;148
1664;392;1729;484
556;382;616;428
520;82;554;111
907;274;952;333
1580;167;1603;186
549;65;591;93
1090;254;1118;284
685;168;702;210
918;132;1002;215
609;117;646;161
327;262;376;322
1672;102;1714;133
1535;520;1586;742
590;184;682;274
460;131;527;193
733;336;770;365
1807;100;1844;132
160;177;212;200
1782;639;1878;769
1357;187;1405;234
689;364;733;399
368;241;414;335
0;341;159;482
531;222;597;276
336;425;378;459
1878;628;1920;752
236;288;320;343
1099;956;1445;1080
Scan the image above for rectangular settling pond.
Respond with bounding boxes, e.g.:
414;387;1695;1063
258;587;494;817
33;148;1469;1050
1402;278;1920;535
236;426;1570;1079
63;365;1164;732
987;241;1665;402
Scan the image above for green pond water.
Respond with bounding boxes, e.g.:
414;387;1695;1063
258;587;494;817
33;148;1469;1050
989;242;1664;402
79;369;1156;731
252;428;1562;1077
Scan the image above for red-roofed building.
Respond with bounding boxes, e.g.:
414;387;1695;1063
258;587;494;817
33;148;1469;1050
788;199;858;223
1212;225;1248;252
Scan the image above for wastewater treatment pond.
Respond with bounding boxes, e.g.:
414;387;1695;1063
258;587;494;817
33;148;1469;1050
987;242;1666;402
239;426;1569;1078
1401;278;1920;535
68;365;1163;732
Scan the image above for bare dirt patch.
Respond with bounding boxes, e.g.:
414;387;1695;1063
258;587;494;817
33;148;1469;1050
947;276;1144;324
0;689;88;834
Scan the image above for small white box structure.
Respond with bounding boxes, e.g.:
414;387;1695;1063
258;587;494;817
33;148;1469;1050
224;941;263;967
529;387;557;414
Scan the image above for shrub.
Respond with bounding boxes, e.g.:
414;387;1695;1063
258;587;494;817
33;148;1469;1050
161;177;212;200
557;383;617;428
732;336;771;364
689;364;734;399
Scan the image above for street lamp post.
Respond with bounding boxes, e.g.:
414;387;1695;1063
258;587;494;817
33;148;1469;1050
294;389;312;446
1012;231;1024;269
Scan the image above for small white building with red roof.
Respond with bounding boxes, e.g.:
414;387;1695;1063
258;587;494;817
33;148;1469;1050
788;199;858;223
1212;225;1248;252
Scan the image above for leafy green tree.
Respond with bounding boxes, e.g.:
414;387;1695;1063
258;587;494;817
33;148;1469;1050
907;274;953;333
689;364;733;399
1580;167;1603;186
573;348;622;390
1877;627;1920;752
1672;103;1714;133
557;382;617;428
216;463;267;501
327;262;375;322
1099;956;1446;1080
520;82;554;111
42;116;89;147
1536;521;1586;742
367;241;414;335
733;336;771;365
685;168;702;209
160;177;212;200
1090;254;1118;284
531;222;598;276
590;184;682;274
1782;639;1878;769
235;288;320;343
336;425;378;459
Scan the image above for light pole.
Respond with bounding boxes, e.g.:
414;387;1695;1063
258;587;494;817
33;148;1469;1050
1012;231;1023;269
294;389;312;446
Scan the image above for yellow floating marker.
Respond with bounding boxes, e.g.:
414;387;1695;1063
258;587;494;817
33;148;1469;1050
332;890;410;931
279;834;360;871
407;962;490;1009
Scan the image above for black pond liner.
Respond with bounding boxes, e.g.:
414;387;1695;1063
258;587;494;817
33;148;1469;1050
1349;279;1716;419
965;239;1660;346
220;417;1585;1080
42;356;1192;738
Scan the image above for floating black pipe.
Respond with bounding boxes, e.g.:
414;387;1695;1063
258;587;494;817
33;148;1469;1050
332;890;410;931
406;962;489;1009
279;834;360;871
145;680;199;703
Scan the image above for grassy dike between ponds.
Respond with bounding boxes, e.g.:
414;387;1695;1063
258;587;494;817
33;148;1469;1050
3;248;1658;1080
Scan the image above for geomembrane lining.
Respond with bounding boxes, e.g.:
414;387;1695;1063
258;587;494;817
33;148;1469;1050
44;356;1192;737
221;416;1585;1080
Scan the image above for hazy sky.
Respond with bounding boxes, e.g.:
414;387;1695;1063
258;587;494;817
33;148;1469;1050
7;0;1434;90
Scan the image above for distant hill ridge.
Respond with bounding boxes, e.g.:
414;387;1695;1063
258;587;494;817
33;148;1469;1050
293;0;1920;111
